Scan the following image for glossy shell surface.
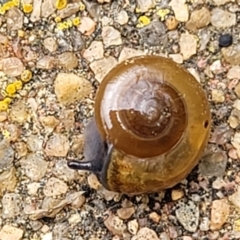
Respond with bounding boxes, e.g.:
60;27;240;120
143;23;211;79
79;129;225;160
95;55;211;194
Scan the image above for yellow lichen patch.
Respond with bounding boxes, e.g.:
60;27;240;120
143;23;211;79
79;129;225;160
6;83;17;96
66;19;72;27
3;97;12;105
234;219;240;232
0;6;6;15
0;101;9;111
3;1;15;11
156;9;170;21
21;70;32;82
57;22;65;30
18;30;25;37
54;16;62;23
1;129;10;138
57;20;73;30
13;0;20;6
135;7;141;13
14;80;23;90
79;2;85;11
136;16;151;28
22;3;33;13
72;17;80;26
55;0;67;10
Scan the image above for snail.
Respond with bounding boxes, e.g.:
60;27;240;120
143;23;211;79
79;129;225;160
68;55;211;194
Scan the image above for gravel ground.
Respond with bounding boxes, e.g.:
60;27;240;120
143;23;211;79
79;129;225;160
0;0;240;239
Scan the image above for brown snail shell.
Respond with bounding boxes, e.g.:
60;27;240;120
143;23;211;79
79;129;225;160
68;55;211;194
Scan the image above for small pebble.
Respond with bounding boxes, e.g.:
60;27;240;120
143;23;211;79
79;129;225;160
211;89;225;103
0;225;23;240
219;34;233;48
171;189;184;200
149;212;161;223
117;207;135;220
210;199;229;230
128;219;138;235
175;201;199;232
131;227;159;240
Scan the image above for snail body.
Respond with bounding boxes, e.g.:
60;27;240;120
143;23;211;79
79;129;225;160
68;56;211;194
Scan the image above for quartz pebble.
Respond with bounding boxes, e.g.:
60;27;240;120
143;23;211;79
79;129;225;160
57;52;78;69
210;8;236;28
117;207;135;220
0;140;14;168
211;89;225;103
0;57;25;77
137;0;155;12
222;44;240;65
131;227;159;240
169;0;189;22
54;73;92;105
43;37;58;53
210;199;229;230
229;186;240;209
128;219;138;235
45;133;70;157
36;56;55;69
68;191;86;209
227;66;240;79
20;154;48;181
83;41;104;62
2;193;20;219
169;54;183;64
200;217;210;231
54;159;79;182
0;225;23;240
149;212;161;223
139;20;166;46
175;201;199;232
6;7;23;31
41;0;55;18
77;17;96;36
213;0;233;5
102;26;122;47
235;82;240;97
115;10;129;25
199;147;227;177
58;3;80;19
171;189;184;200
27;134;43;152
99;188;121;201
43;177;68;197
165;16;179;30
186;7;210;31
30;0;42;22
27;182;41;195
39;116;59;133
88;173;101;190
104;214;126;236
90;56;118;82
0;167;17;195
118;47;145;63
179;33;197;60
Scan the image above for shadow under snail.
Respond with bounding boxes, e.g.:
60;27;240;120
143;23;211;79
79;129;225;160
68;55;211;195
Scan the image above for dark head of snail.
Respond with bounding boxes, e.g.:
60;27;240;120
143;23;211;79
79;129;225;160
68;55;211;194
